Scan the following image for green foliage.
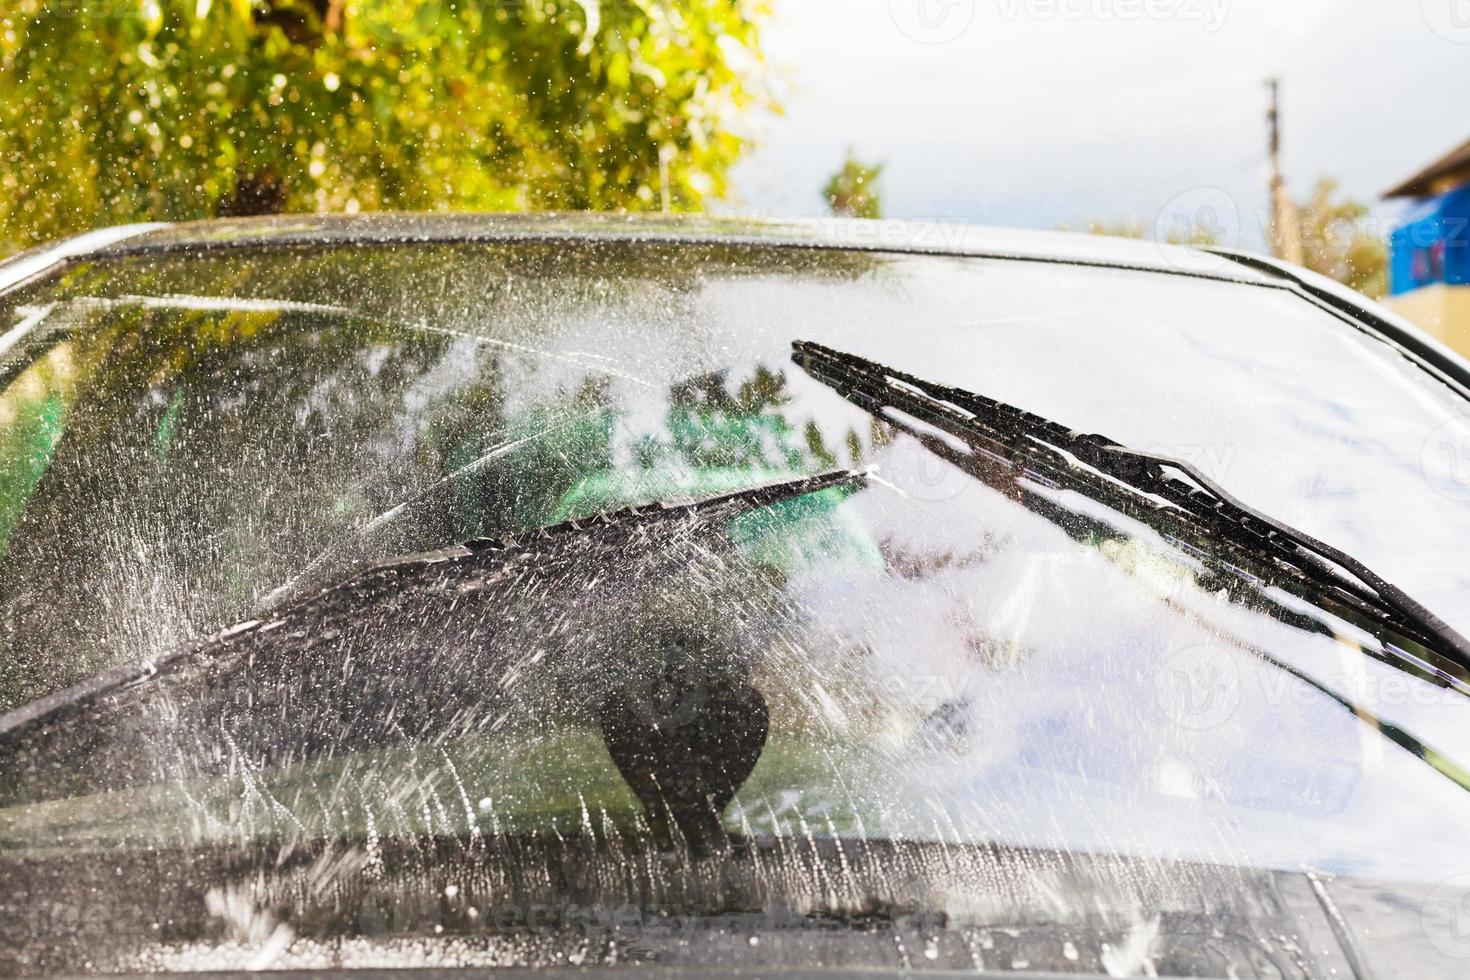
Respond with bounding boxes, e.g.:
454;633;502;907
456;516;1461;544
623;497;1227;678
1073;179;1388;299
0;0;769;252
1077;219;1145;240
1068;218;1221;247
1293;177;1388;299
822;150;882;220
1164;222;1223;248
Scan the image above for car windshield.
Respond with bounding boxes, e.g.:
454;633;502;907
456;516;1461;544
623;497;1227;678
4;238;1470;975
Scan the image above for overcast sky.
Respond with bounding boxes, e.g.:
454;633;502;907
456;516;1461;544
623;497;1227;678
724;0;1470;248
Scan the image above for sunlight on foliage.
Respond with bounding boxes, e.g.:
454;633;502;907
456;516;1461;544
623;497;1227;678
1293;177;1389;300
0;0;769;253
822;150;882;220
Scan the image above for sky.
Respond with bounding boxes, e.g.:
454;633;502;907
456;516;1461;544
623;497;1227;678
723;0;1470;249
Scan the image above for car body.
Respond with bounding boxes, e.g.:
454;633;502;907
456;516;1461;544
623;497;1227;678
2;213;1470;978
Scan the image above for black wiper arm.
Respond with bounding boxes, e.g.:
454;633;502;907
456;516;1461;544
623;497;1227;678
793;339;1470;667
0;467;866;749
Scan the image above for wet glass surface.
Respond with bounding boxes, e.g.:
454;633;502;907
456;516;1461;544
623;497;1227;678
2;241;1470;976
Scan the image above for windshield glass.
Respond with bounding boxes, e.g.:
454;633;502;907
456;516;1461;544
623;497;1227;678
4;241;1470;975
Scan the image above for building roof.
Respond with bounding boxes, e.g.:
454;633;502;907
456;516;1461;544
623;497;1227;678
1385;137;1470;199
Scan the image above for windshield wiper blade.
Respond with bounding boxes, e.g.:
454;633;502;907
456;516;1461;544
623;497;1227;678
0;467;866;750
793;339;1470;667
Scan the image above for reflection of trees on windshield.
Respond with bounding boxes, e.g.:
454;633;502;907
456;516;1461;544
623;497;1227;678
0;303;480;709
0;340;78;556
0;290;873;713
0;242;1061;900
11;242;1470;978
651;366;804;471
31;242;890;331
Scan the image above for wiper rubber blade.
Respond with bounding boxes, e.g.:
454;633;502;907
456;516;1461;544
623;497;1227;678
0;467;865;748
793;339;1470;667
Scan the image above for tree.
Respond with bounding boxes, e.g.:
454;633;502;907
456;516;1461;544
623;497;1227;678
1072;179;1390;300
1079;219;1145;240
823;151;883;219
1065;218;1220;247
0;0;770;254
1288;178;1388;299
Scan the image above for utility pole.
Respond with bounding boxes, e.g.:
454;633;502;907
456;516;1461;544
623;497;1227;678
1267;77;1304;265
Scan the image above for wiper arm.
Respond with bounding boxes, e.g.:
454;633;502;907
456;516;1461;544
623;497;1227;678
793;340;1470;667
0;467;865;749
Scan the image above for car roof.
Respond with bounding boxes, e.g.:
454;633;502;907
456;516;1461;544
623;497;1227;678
8;211;1469;400
21;212;1285;286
